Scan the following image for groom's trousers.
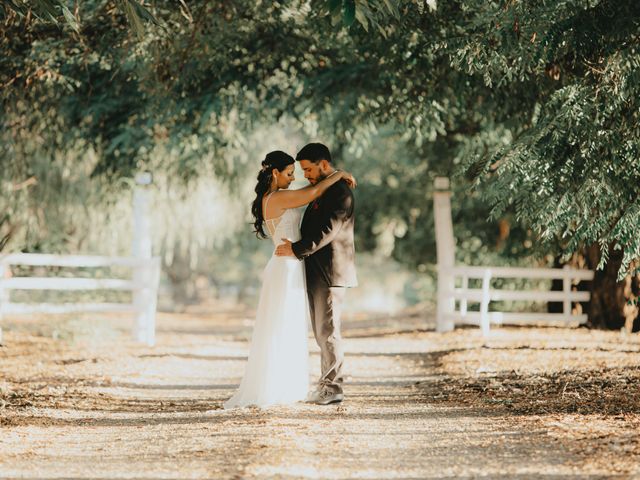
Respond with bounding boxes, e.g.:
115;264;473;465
305;267;346;395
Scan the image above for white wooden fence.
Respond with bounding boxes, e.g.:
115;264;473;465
0;253;160;345
434;177;594;334
0;172;160;346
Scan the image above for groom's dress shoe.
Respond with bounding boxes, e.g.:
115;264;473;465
307;388;344;405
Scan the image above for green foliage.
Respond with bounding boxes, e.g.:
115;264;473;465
299;0;640;278
452;0;640;278
1;0;159;36
1;0;639;288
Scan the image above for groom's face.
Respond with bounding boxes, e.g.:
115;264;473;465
299;159;329;185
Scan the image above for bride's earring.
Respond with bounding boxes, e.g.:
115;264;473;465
271;172;278;191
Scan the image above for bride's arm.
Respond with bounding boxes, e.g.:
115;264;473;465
270;170;356;211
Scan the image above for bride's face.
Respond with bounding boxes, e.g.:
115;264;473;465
275;164;295;189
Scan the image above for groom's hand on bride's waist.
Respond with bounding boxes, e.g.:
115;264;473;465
275;238;296;257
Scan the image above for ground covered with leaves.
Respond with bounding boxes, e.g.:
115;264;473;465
1;306;639;478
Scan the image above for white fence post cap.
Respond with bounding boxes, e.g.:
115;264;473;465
135;172;153;185
434;177;450;190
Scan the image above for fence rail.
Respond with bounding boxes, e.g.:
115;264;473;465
439;264;594;334
446;265;595;280
442;311;589;325
0;253;160;345
433;176;595;335
450;288;590;303
0;253;151;268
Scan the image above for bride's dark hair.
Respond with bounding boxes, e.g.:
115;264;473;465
251;150;295;238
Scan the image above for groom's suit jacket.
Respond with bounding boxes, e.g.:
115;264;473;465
291;179;358;288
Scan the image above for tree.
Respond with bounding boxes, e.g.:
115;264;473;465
293;0;640;328
2;0;638;328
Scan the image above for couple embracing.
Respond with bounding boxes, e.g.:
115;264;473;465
224;143;357;409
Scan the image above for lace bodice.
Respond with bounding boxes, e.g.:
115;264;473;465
264;194;303;247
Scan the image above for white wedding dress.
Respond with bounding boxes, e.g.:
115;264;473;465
224;197;310;409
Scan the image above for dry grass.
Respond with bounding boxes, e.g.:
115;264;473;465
0;308;639;478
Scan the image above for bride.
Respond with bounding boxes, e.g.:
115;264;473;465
223;150;355;409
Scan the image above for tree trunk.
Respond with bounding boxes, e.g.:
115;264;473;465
632;276;640;333
584;244;640;330
163;246;198;312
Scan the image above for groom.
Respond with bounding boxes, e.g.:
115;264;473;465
275;142;357;405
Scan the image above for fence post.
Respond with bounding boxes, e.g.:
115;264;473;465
0;259;7;344
132;172;154;344
480;268;492;336
142;257;161;346
562;265;572;321
434;177;456;332
460;274;468;318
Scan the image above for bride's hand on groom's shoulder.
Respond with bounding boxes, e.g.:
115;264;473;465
341;171;357;189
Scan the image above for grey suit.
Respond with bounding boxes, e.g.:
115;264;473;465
292;180;357;393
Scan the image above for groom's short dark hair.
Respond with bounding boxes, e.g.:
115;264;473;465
296;143;332;164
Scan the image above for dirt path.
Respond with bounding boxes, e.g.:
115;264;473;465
1;307;639;478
